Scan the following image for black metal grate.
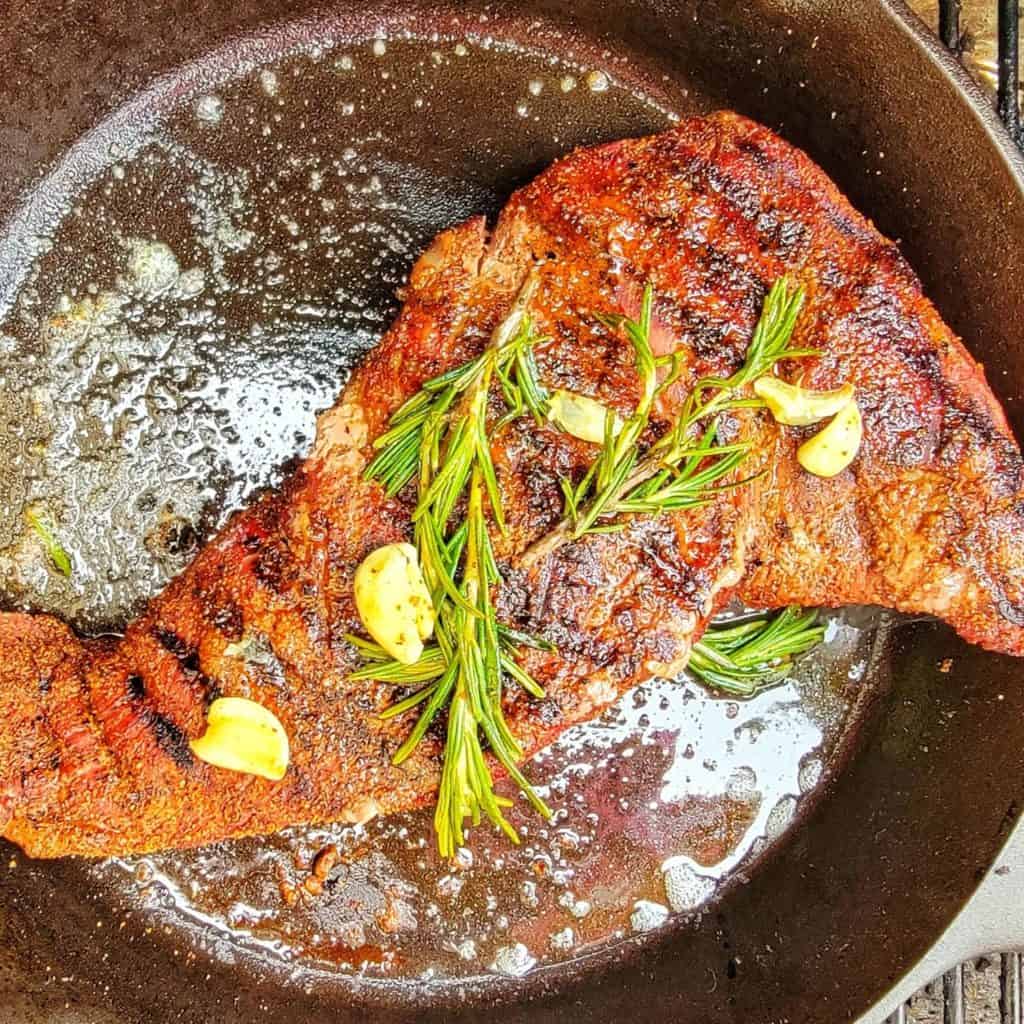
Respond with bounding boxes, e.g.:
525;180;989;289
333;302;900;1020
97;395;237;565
995;0;1023;144
885;954;1023;1023
939;0;1024;147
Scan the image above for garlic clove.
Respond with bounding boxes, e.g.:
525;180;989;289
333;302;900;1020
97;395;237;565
354;543;435;664
190;696;290;781
546;389;622;444
797;398;863;477
753;376;856;426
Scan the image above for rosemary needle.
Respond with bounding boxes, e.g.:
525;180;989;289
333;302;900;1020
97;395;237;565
25;507;72;578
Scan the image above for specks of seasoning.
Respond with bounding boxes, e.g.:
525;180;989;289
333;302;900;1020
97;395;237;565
765;795;798;838
375;892;417;934
241;531;263;552
798;757;823;793
452;939;477;961
212;602;243;639
436;874;464;900
337;921;367;949
724;766;758;802
177;267;205;298
558;890;591;918
127;239;180;296
259;69;279;97
312;844;339;881
519;880;539;908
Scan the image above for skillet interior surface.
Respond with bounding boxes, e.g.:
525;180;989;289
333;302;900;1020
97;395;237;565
0;1;1023;1022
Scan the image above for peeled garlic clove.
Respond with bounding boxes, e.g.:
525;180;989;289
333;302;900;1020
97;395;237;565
354;542;435;664
753;376;856;426
797;398;863;477
190;696;290;781
546;389;622;444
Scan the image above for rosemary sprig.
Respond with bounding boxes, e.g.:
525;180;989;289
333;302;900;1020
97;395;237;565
364;314;549;498
688;607;825;696
496;318;549;428
346;626;553;684
363;274;553;857
647;276;814;466
25;506;72;578
525;276;811;566
431;469;551;853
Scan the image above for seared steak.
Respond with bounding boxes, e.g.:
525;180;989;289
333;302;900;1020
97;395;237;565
2;111;1022;858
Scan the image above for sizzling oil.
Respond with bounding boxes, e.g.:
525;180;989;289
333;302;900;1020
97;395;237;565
0;28;883;987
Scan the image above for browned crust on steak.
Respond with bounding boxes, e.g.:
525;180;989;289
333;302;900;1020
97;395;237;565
2;111;1022;858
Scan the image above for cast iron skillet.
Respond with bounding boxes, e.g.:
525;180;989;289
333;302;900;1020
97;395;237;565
1;1;1023;1022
